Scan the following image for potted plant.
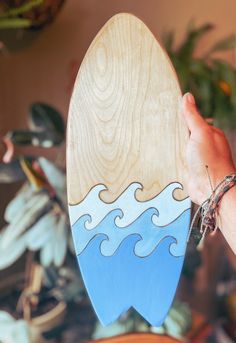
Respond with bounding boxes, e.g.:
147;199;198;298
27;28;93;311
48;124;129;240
163;23;236;162
0;103;84;342
163;23;236;128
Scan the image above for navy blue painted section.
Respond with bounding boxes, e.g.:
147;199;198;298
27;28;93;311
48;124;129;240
76;209;190;326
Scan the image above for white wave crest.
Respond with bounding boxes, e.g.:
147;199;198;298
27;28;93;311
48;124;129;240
69;182;190;229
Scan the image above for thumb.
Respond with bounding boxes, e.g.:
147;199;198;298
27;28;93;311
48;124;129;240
182;93;207;134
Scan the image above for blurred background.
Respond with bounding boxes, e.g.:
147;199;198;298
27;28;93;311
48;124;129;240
1;0;236;342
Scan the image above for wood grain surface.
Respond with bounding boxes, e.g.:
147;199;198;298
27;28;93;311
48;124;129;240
67;13;189;205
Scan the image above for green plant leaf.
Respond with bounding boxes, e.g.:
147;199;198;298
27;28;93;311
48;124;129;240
177;23;214;61
162;31;174;55
29;103;65;136
0;18;32;29
6;130;36;145
164;22;236;128
0;0;43;19
212;59;236;85
7;129;64;147
0;159;26;183
209;34;236;54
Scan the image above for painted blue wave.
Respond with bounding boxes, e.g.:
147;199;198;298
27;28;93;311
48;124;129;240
69;182;191;229
72;208;190;258
78;233;187;326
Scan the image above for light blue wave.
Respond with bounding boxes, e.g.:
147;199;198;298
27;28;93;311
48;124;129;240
72;207;191;257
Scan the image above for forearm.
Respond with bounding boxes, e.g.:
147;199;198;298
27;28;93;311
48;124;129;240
218;185;236;254
181;93;236;254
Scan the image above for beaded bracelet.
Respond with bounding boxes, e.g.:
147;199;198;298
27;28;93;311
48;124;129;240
189;172;236;249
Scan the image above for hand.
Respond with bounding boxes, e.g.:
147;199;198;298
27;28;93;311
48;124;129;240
181;93;236;205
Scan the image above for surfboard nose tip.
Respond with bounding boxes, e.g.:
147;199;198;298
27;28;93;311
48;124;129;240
105;12;142;22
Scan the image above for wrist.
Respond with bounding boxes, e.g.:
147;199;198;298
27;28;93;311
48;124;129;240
199;173;236;236
211;165;236;189
218;178;236;211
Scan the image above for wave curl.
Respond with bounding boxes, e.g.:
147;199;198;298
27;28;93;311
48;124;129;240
72;207;191;257
69;182;190;229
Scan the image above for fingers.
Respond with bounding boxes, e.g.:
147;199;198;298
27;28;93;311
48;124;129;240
181;93;208;135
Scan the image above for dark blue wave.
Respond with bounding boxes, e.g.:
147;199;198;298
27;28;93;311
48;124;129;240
77;233;186;327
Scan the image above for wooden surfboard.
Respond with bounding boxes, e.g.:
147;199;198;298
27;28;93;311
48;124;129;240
67;13;191;326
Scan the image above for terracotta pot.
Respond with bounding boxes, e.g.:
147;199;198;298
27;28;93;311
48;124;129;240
89;333;181;343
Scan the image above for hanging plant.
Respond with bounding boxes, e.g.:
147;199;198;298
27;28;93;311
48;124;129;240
0;0;65;30
0;0;65;52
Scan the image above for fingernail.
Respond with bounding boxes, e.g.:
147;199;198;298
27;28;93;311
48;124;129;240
186;92;195;105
